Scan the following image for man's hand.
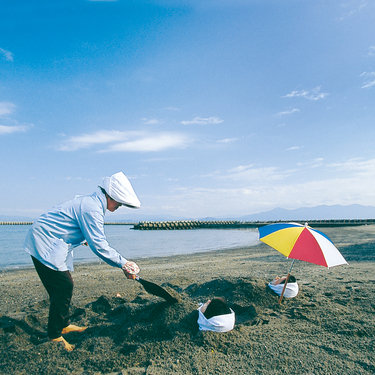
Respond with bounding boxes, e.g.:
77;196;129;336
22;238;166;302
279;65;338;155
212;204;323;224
122;261;140;279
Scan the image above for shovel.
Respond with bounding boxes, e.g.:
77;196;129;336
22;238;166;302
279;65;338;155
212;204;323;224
124;261;177;304
134;275;178;304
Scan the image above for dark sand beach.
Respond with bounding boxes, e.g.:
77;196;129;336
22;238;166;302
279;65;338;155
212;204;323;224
1;225;374;375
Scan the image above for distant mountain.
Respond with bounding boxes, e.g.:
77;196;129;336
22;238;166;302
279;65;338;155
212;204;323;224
108;204;375;222
237;204;375;221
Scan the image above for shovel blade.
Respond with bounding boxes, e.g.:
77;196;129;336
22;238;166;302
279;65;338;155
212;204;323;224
137;278;178;304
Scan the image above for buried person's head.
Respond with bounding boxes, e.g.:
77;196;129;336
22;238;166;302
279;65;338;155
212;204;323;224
268;275;299;298
197;297;235;333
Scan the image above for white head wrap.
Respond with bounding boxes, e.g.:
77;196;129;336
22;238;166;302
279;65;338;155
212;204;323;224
100;172;141;208
197;305;235;333
268;281;299;298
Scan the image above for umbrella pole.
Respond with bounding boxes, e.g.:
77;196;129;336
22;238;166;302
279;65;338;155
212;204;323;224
278;259;295;305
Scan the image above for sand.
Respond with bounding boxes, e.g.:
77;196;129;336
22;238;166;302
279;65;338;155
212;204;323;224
1;225;374;375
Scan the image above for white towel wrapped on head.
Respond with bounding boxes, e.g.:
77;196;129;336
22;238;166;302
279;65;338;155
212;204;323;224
268;281;299;298
197;305;235;332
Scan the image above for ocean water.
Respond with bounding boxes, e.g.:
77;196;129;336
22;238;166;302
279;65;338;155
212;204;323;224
0;225;260;271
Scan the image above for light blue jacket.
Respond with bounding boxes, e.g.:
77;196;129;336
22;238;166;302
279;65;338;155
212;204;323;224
24;189;127;271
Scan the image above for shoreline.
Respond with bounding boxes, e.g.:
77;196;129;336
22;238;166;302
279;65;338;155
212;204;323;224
1;226;375;374
2;224;374;273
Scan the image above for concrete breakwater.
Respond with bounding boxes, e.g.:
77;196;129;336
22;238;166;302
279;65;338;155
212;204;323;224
132;219;375;230
1;219;375;229
0;222;34;225
133;220;244;230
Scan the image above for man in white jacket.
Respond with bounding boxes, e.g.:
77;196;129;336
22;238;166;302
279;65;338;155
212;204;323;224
24;172;141;351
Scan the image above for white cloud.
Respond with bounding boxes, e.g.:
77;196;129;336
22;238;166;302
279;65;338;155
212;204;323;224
337;0;368;21
297;158;324;168
283;86;329;101
104;133;189;152
0;102;16;116
286;146;302;151
0;48;14;62
214;164;295;182
0;125;27;135
360;71;375;88
217;138;238;144
327;158;375;178
149;157;375;217
59;130;190;152
275;108;300;116
142;118;161;125
0;102;28;135
59;130;136;150
181;116;224;125
368;45;375;57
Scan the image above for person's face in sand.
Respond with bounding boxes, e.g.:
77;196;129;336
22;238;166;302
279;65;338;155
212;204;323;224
200;300;211;314
271;275;296;285
271;276;286;285
200;297;231;319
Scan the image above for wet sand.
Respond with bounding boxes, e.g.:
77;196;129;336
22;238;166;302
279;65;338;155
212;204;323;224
1;226;374;374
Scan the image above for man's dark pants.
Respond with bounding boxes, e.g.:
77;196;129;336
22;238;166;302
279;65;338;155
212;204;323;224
31;257;74;339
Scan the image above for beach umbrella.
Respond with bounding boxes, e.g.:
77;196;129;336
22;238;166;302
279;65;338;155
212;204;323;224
258;222;348;303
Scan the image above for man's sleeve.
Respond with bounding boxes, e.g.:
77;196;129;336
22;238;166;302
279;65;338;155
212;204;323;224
78;210;127;268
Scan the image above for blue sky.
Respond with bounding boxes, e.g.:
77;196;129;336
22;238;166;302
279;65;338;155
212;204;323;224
1;0;375;220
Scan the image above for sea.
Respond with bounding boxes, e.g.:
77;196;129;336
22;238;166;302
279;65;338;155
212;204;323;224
0;225;260;271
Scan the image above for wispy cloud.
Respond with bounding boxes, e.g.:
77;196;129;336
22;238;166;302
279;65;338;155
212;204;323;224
142;118;161;125
59;130;190;152
327;158;375;177
368;45;375;57
104;133;189;152
0;102;30;134
337;0;368;21
275;108;300;116
297;158;324;168
0;125;27;135
59;130;136;150
286;146;302;151
154;157;375;217
0;102;16;116
181;116;224;125
283;86;329;101
207;164;296;183
0;48;14;62
217;138;238;144
360;71;375;88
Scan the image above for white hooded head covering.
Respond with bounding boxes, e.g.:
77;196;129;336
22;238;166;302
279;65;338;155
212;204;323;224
268;281;299;298
197;305;235;333
100;172;141;208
